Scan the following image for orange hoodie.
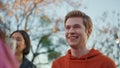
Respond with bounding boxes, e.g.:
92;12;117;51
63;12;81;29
52;48;116;68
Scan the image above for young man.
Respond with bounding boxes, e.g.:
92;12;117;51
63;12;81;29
52;10;116;68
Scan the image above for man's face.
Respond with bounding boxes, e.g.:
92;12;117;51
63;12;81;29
65;17;88;49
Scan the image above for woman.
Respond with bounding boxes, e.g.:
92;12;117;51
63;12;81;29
10;30;36;68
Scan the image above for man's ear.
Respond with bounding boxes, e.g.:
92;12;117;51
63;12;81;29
87;28;92;38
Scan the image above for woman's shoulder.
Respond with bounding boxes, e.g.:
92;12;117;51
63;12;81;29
20;57;36;68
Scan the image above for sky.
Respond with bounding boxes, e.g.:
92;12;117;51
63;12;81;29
46;0;120;28
81;0;120;18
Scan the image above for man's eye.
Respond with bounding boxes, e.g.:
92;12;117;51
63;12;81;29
74;25;80;28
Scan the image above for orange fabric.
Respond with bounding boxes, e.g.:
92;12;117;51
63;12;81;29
52;48;116;68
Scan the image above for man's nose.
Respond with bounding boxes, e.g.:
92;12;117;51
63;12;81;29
68;28;75;33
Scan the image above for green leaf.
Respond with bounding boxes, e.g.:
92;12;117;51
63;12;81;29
48;51;61;61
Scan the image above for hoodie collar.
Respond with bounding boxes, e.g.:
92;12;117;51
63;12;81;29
64;48;102;68
65;48;101;60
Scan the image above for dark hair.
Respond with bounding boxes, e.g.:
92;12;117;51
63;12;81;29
64;10;93;31
0;29;6;43
10;30;30;55
0;19;7;43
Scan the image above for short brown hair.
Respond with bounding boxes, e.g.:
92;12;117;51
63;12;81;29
64;10;93;30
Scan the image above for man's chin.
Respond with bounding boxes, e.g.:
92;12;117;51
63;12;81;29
69;45;79;49
69;43;77;47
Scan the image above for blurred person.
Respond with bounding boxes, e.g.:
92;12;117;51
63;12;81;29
10;30;36;68
0;28;19;68
52;10;116;68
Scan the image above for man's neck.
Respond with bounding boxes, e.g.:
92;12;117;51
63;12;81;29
71;47;89;58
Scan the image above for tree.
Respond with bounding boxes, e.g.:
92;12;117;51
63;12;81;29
0;0;82;67
88;11;120;67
